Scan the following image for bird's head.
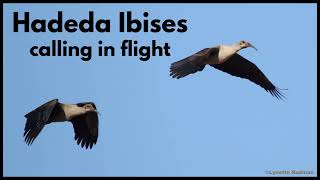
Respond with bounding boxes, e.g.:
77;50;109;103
83;104;95;111
238;40;258;51
78;103;99;115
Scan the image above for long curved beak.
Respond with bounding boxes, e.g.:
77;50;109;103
248;43;258;51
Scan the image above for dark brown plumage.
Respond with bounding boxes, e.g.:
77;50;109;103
170;47;219;79
71;103;99;149
211;54;285;99
23;99;99;149
170;42;285;99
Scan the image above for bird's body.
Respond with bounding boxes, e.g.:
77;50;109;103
170;40;285;99
43;104;85;123
61;104;87;120
216;45;241;64
23;99;99;149
200;44;240;65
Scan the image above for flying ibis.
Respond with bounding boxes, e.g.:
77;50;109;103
170;40;285;99
23;99;99;149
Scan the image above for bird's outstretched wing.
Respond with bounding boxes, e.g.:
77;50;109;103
70;111;98;149
24;99;59;145
211;53;285;99
170;47;220;79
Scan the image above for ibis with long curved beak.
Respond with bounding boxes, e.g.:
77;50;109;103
23;99;99;149
170;40;285;99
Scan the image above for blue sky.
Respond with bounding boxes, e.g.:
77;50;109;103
3;3;317;177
